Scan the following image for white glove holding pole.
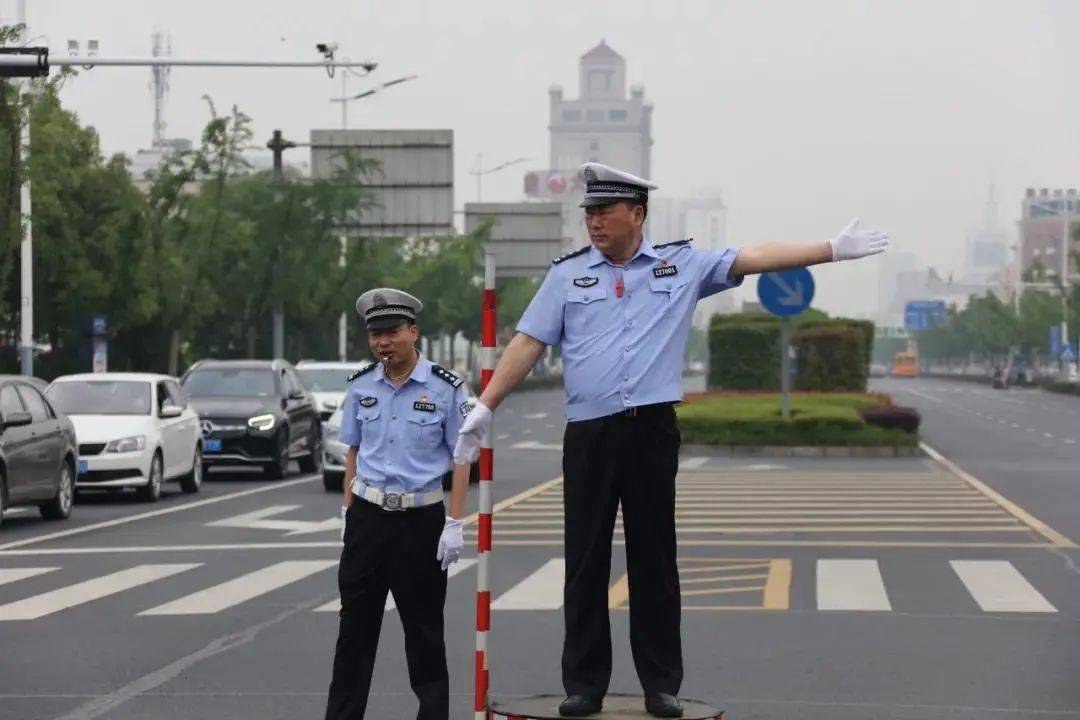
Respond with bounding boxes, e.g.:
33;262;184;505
453;401;493;464
828;218;889;262
340;505;347;541
436;517;464;571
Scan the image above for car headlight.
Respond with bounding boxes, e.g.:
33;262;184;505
105;435;145;453
247;414;277;431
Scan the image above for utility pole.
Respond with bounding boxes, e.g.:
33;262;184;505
16;0;33;375
268;130;296;360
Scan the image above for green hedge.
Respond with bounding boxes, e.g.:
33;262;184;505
793;324;868;392
707;318;781;390
1042;380;1080;396
676;394;915;447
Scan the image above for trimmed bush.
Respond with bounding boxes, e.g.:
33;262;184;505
857;404;921;434
793;324;868;392
708;319;781;390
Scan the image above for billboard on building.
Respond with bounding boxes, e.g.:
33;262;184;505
310;129;453;238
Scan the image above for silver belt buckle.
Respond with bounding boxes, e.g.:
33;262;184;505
382;492;405;511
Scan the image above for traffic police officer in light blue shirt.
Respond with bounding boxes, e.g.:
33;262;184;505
454;162;889;718
325;288;473;720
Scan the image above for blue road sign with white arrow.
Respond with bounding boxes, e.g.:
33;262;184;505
757;268;815;317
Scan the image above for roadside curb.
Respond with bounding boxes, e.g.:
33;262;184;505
682;443;921;458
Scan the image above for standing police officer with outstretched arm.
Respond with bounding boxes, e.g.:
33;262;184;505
326;288;473;720
455;163;889;718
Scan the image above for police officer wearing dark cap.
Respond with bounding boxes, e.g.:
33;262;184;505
325;288;473;720
455;162;890;718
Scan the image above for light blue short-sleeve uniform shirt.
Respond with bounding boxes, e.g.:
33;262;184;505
338;355;472;495
516;238;742;422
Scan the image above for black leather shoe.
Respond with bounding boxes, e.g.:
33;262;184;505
645;693;684;718
558;695;603;717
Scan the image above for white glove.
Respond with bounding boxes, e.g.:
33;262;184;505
828;218;889;262
340;505;348;541
436;517;464;571
453;401;492;464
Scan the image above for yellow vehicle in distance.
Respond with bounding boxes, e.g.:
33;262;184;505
892;350;919;377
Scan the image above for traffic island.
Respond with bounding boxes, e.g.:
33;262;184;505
677;392;920;456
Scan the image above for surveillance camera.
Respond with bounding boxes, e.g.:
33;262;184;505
360;61;378;72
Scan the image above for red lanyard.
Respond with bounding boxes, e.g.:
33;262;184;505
609;264;625;299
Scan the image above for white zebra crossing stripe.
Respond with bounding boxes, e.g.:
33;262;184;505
139;560;336;616
816;559;891;611
0;567;59;587
0;564;200;621
313;559;478;613
950;560;1057;613
491;559;565;610
680;457;709;470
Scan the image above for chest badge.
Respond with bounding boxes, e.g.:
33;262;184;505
653;263;679;278
359;396;378;408
573;276;599;288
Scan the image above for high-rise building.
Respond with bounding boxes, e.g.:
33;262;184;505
964;184;1009;286
523;40;653;247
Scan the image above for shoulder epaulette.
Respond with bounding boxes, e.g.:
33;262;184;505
551;246;590;265
653;238;693;250
347;364;377;383
431;364;463;388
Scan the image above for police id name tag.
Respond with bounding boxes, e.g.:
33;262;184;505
652;265;678;278
413;401;436;412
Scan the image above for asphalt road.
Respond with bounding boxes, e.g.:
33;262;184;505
1;379;1077;720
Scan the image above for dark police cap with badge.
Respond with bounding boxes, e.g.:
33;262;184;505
355;288;423;331
578;161;659;209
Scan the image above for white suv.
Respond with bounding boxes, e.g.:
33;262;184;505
46;373;203;502
295;361;372;422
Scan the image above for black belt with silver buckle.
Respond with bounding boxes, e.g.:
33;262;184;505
614;402;674;419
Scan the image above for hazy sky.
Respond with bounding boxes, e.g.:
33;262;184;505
6;0;1080;317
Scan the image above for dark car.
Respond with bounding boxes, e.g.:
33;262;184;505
180;360;322;479
0;376;77;526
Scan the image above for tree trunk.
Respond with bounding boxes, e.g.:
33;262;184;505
246;326;257;358
168;329;180;377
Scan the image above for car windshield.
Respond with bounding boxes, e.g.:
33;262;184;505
46;380;151;416
182;368;277;397
296;368;356;392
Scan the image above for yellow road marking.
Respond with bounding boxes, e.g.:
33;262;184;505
608;573;629;609
920;442;1076;548
762;559;792;610
681;585;764;597
461;476;563;527
680;563;771;574
680;573;769;585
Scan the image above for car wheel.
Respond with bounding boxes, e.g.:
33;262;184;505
40;459;74;520
298;428;323;474
179;445;202;494
323;471;342;492
263;428;290;480
137;452;164;502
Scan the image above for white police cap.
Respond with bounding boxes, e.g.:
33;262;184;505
355;288;423;330
578;162;658;208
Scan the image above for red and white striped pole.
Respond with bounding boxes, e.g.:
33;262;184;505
474;251;497;720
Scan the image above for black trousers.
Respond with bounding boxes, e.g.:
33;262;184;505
325;501;448;720
561;403;682;699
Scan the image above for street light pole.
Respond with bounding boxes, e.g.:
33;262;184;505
16;0;34;375
268;130;296;360
469;155;530;203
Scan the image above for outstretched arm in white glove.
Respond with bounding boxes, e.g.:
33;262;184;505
729;217;889;276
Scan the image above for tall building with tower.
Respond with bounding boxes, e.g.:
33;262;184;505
523;40;653;247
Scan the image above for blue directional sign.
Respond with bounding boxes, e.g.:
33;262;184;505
757;268;815;317
904;300;947;331
1050;326;1063;356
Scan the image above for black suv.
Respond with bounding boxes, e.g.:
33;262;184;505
181;360;321;479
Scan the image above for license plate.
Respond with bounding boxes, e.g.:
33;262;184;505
204;439;222;452
77;459;88;475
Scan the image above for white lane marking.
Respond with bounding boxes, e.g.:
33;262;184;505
1065;439;1077;445
1011;423;1020;428
0;564;200;621
680;457;709;470
523;412;549;420
496;434;509;440
739;464;790;471
140;560;336;616
0;567;59;587
0;474;321;552
1026;428;1036;433
895;387;943;404
511;441;562;451
491;559;565;610
207;505;339;536
313;558;477;613
997;419;1006;424
816;559;891;611
1044;433;1055;439
950;560;1057;613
